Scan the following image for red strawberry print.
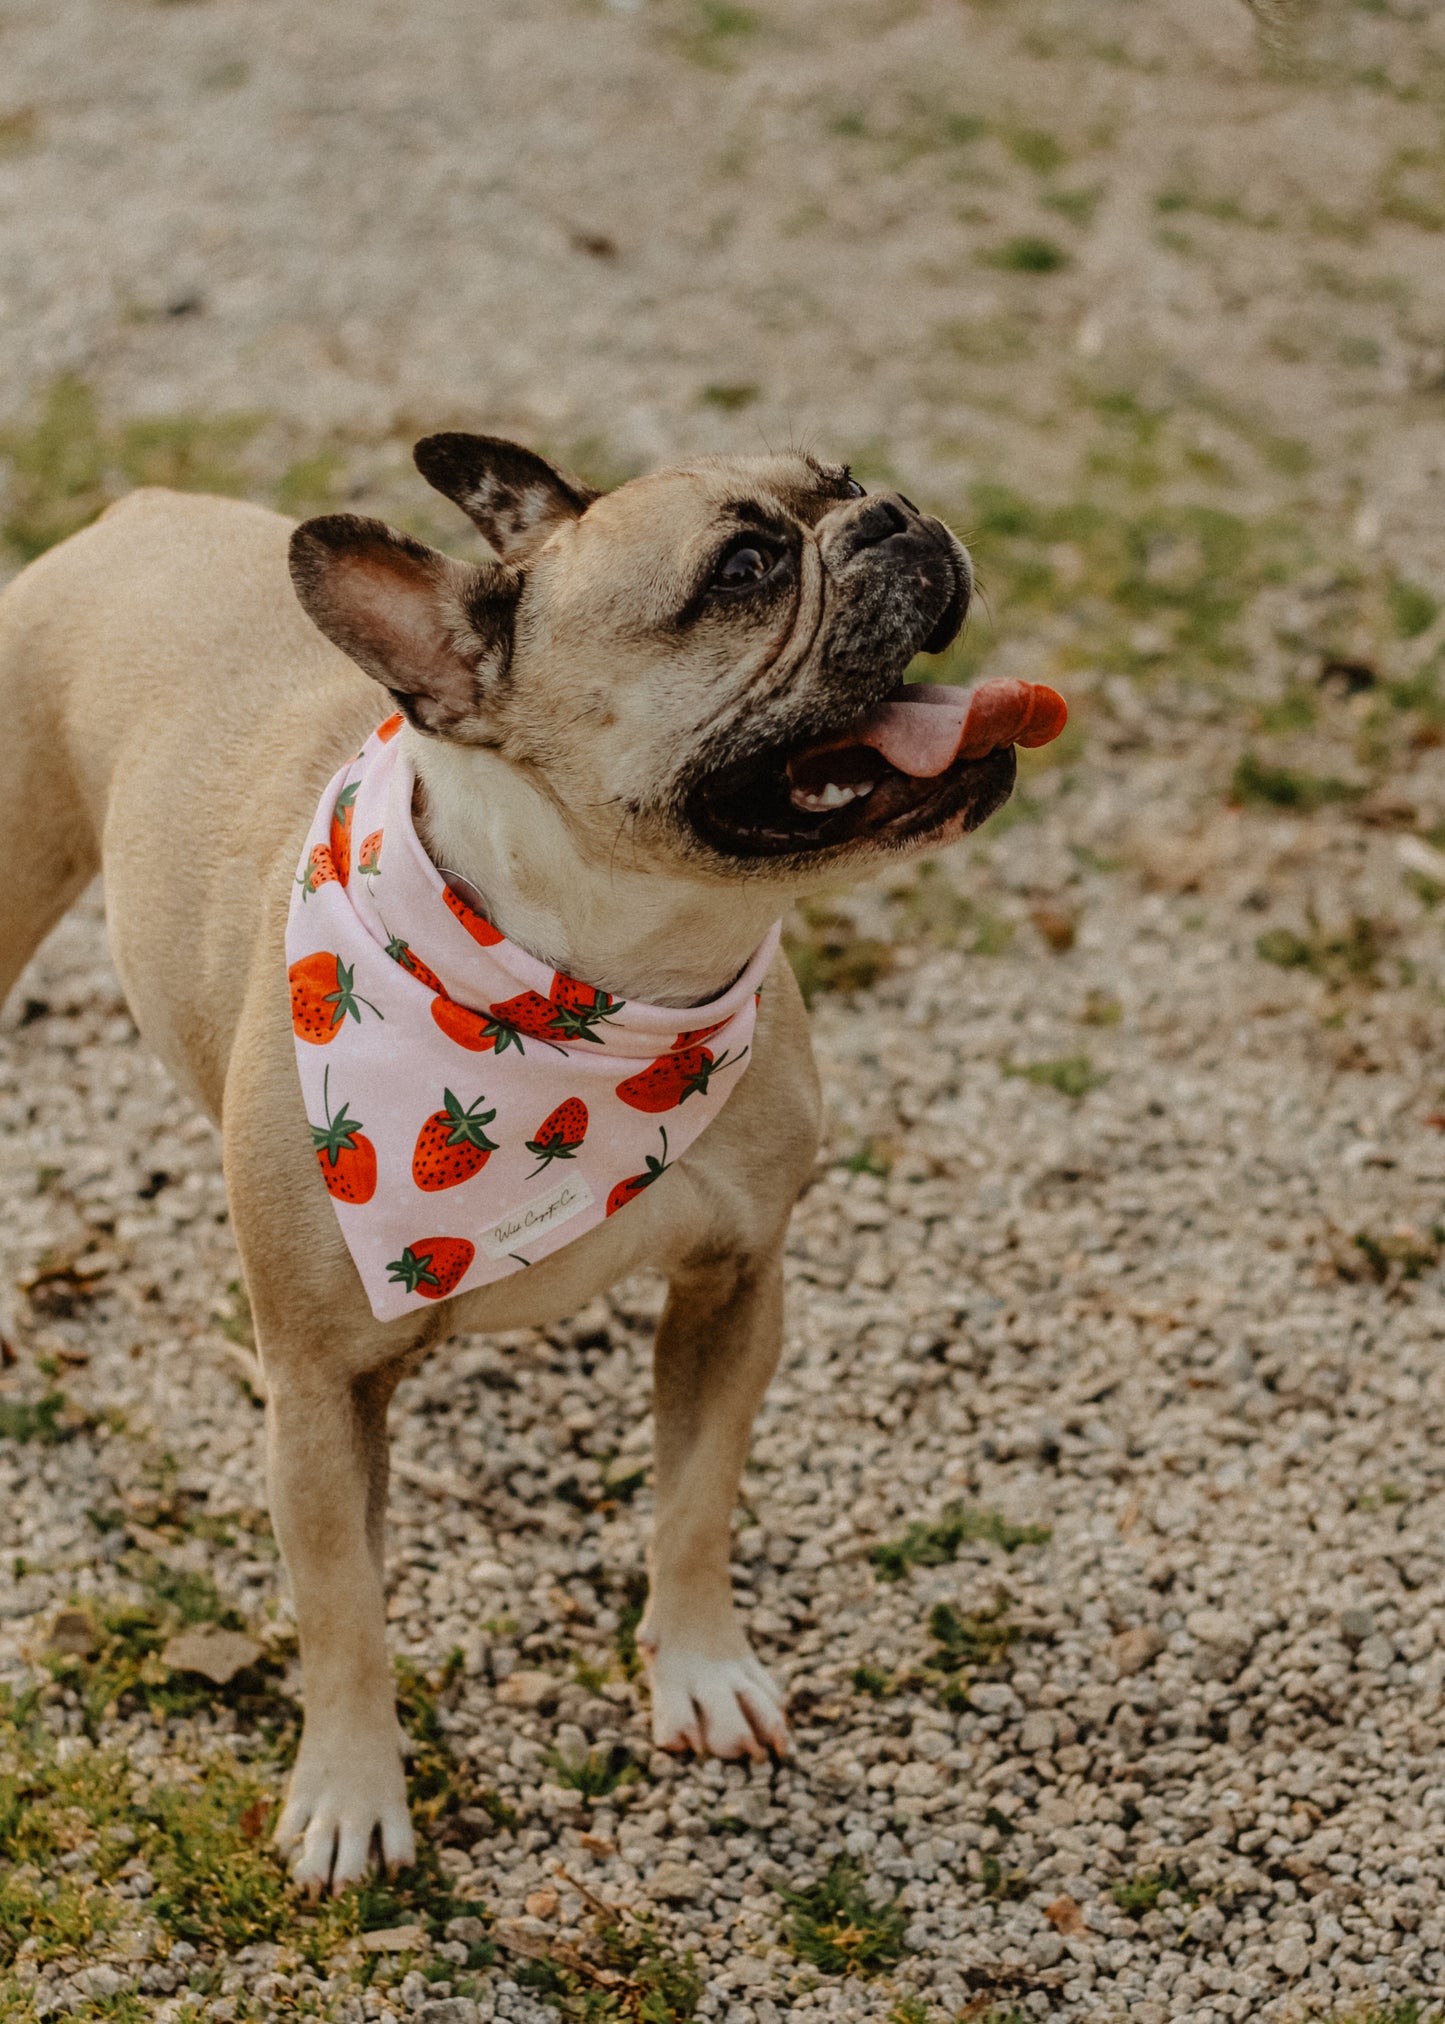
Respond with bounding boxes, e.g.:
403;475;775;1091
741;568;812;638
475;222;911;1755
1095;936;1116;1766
444;884;504;947
297;843;340;901
386;1237;475;1300
412;1089;498;1190
309;1065;376;1203
431;998;496;1051
525;1097;588;1175
489;991;569;1048
548;973;623;1043
671;1019;727;1050
377;712;404;742
614;1045;745;1113
289;952;383;1045
606;1128;672;1215
433;991;566;1057
329;780;359;884
357;828;383;882
383;927;445;997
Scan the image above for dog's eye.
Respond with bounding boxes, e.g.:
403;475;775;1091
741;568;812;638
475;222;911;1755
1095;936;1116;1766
840;469;866;499
713;540;777;589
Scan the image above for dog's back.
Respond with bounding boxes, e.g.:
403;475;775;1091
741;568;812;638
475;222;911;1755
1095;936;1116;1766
0;489;375;1109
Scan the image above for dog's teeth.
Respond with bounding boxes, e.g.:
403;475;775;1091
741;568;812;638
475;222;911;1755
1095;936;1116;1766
791;780;873;814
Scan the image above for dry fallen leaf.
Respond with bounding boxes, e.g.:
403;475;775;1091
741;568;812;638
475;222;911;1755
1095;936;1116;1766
238;1797;270;1843
1045;1894;1086;1936
47;1609;98;1658
360;1924;427;1954
162;1626;263;1685
495;1669;558;1708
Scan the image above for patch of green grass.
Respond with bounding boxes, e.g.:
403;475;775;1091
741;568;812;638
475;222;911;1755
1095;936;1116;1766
1080;987;1123;1026
785;904;892;1005
1230;750;1363;812
1111;1866;1195;1916
934;311;1037;364
1380;147;1445;232
852;1664;899;1699
1350;1226;1445;1285
1316;2001;1424;2024
572;1656;610;1695
0;1389;69;1444
669;0;759;69
1043;184;1103;225
544;1743;641;1801
872;1502;1050;1581
474;1787;520;1834
1255;917;1392;985
1256;687;1318;733
394;1650;469;1831
888;1997;937;2024
275;448;346;518
1260;432;1313;477
1353;1481;1410;1513
891;860;1014;955
215;1276;257;1354
1380;660;1445;728
1156;184;1253;226
780;1857;910;1977
614;1569;648;1682
145;1756;292;1951
842;1140;894;1178
698;382;761;411
514;1905;701;2018
40;1549;286;1733
0;1643;489;1986
929;481;1276;685
1003;1053;1107;1098
1389;578;1440;641
980;234;1069;272
0;1707;134;1962
828;96;984;166
1005;126;1066;174
979;1853;1031;1900
0;108;40;155
0;375;262;563
928;1599;1018;1672
556;1457;647;1517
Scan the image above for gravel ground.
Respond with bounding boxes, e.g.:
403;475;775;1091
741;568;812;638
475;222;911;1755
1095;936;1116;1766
4;3;1445;2021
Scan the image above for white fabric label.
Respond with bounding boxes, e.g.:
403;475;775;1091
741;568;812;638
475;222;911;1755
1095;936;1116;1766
478;1173;596;1260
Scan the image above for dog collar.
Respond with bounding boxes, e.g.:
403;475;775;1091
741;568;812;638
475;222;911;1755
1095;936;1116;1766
285;714;777;1320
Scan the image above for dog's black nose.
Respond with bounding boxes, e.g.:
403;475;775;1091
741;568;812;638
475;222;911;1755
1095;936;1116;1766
845;495;911;551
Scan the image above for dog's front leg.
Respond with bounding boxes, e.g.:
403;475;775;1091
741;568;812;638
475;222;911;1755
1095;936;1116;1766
266;1359;416;1893
643;1244;790;1760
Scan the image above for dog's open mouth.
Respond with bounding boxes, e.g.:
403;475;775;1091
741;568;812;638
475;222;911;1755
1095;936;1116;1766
689;678;1068;858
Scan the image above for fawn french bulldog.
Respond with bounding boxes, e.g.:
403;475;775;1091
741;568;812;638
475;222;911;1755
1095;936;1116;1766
0;435;1063;1890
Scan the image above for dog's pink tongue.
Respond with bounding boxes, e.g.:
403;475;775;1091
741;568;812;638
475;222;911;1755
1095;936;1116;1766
849;680;1068;778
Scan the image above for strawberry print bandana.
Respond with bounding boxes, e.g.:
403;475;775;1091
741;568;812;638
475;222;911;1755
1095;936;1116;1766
286;715;778;1321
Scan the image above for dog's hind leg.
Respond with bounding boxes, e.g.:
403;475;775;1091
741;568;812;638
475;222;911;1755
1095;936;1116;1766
642;1242;791;1760
0;594;99;1011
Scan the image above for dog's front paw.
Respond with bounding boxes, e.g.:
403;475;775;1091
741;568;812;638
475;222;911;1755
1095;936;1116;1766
645;1641;789;1760
275;1734;415;1895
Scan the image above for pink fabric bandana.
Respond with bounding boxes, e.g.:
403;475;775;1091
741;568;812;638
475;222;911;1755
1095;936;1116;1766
286;715;778;1321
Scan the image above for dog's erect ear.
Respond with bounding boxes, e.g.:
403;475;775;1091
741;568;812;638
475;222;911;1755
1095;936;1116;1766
289;514;522;738
413;433;598;560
